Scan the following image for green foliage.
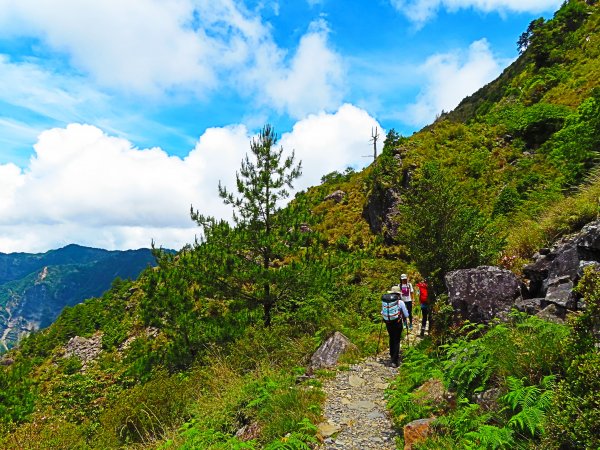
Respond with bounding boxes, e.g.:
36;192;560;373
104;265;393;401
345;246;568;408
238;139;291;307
0;361;36;423
544;89;600;184
545;352;600;449
177;424;257;450
391;315;571;448
442;324;493;398
387;347;444;427
544;267;600;449
397;162;504;293
96;371;195;446
190;124;309;327
263;419;317;450
320;167;355;185
463;425;515;449
501;375;555;437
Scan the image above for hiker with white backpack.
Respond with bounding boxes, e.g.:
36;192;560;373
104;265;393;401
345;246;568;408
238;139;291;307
381;285;409;368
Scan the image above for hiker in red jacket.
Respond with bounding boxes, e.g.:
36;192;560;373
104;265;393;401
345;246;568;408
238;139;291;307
416;279;430;337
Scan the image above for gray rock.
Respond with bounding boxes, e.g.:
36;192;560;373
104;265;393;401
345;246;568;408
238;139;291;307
63;333;103;369
362;187;401;243
309;331;356;370
445;266;523;324
522;219;600;312
548;245;580;282
324;190;346;203
545;276;577;309
474;387;501;411
514;297;544;315
523;255;553;298
536;304;566;323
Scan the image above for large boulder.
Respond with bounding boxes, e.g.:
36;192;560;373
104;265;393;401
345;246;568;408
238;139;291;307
445;266;523;323
522;219;600;311
308;331;356;371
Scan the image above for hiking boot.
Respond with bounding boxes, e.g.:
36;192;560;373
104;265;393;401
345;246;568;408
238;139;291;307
420;330;425;337
391;362;398;368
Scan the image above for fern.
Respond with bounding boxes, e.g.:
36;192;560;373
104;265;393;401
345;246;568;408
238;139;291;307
464;425;515;449
500;375;556;437
442;336;492;398
434;400;490;438
263;419;317;450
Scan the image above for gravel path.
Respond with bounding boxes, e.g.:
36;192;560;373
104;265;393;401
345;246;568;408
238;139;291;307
317;354;398;449
316;321;425;449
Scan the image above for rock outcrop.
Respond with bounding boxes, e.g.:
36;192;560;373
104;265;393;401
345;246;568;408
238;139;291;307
522;219;600;317
324;190;346;203
309;331;356;370
445;266;523;323
363;187;401;242
64;333;103;369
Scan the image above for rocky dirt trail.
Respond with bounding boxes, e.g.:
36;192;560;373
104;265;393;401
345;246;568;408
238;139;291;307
317;323;424;449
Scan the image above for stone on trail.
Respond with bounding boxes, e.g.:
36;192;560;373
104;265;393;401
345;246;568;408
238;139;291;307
309;331;357;370
403;418;436;450
348;400;376;411
348;374;365;387
318;421;342;438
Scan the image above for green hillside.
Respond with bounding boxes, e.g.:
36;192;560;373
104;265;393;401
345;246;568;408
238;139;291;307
0;1;599;448
0;245;157;350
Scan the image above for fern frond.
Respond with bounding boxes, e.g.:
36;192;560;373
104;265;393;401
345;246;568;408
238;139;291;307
464;425;515;449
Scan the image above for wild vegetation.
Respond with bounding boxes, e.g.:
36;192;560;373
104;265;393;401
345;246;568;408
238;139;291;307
0;0;598;448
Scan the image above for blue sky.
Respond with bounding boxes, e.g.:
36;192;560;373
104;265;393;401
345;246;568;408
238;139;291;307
0;0;561;252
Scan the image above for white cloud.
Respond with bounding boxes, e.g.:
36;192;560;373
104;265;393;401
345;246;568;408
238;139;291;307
403;39;507;126
390;0;561;24
0;1;345;116
281;104;382;189
262;19;345;118
0;105;380;253
0;55;108;124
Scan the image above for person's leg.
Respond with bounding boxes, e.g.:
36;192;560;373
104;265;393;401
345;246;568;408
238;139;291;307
406;301;413;328
420;306;428;337
386;321;401;365
391;321;402;365
385;321;395;360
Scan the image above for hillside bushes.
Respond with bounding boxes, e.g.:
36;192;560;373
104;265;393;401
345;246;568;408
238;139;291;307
388;314;571;448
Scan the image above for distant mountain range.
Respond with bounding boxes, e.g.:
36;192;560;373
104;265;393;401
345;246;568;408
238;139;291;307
0;244;157;350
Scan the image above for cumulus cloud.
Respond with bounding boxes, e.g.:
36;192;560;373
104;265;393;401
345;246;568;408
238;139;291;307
403;39;507;126
0;105;380;253
0;0;344;116
390;0;561;24
281;104;381;188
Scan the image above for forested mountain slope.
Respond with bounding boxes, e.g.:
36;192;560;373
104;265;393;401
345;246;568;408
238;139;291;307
0;245;156;350
0;1;598;448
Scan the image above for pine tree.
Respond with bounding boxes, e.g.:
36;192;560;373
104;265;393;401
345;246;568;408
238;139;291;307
191;125;303;326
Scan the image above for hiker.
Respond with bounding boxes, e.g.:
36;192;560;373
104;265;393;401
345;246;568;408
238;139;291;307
399;274;414;329
415;279;429;337
381;285;409;368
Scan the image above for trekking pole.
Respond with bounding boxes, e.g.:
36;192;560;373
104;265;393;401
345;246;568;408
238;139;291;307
376;320;383;355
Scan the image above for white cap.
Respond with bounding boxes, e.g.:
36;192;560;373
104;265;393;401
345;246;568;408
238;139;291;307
401;273;408;280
